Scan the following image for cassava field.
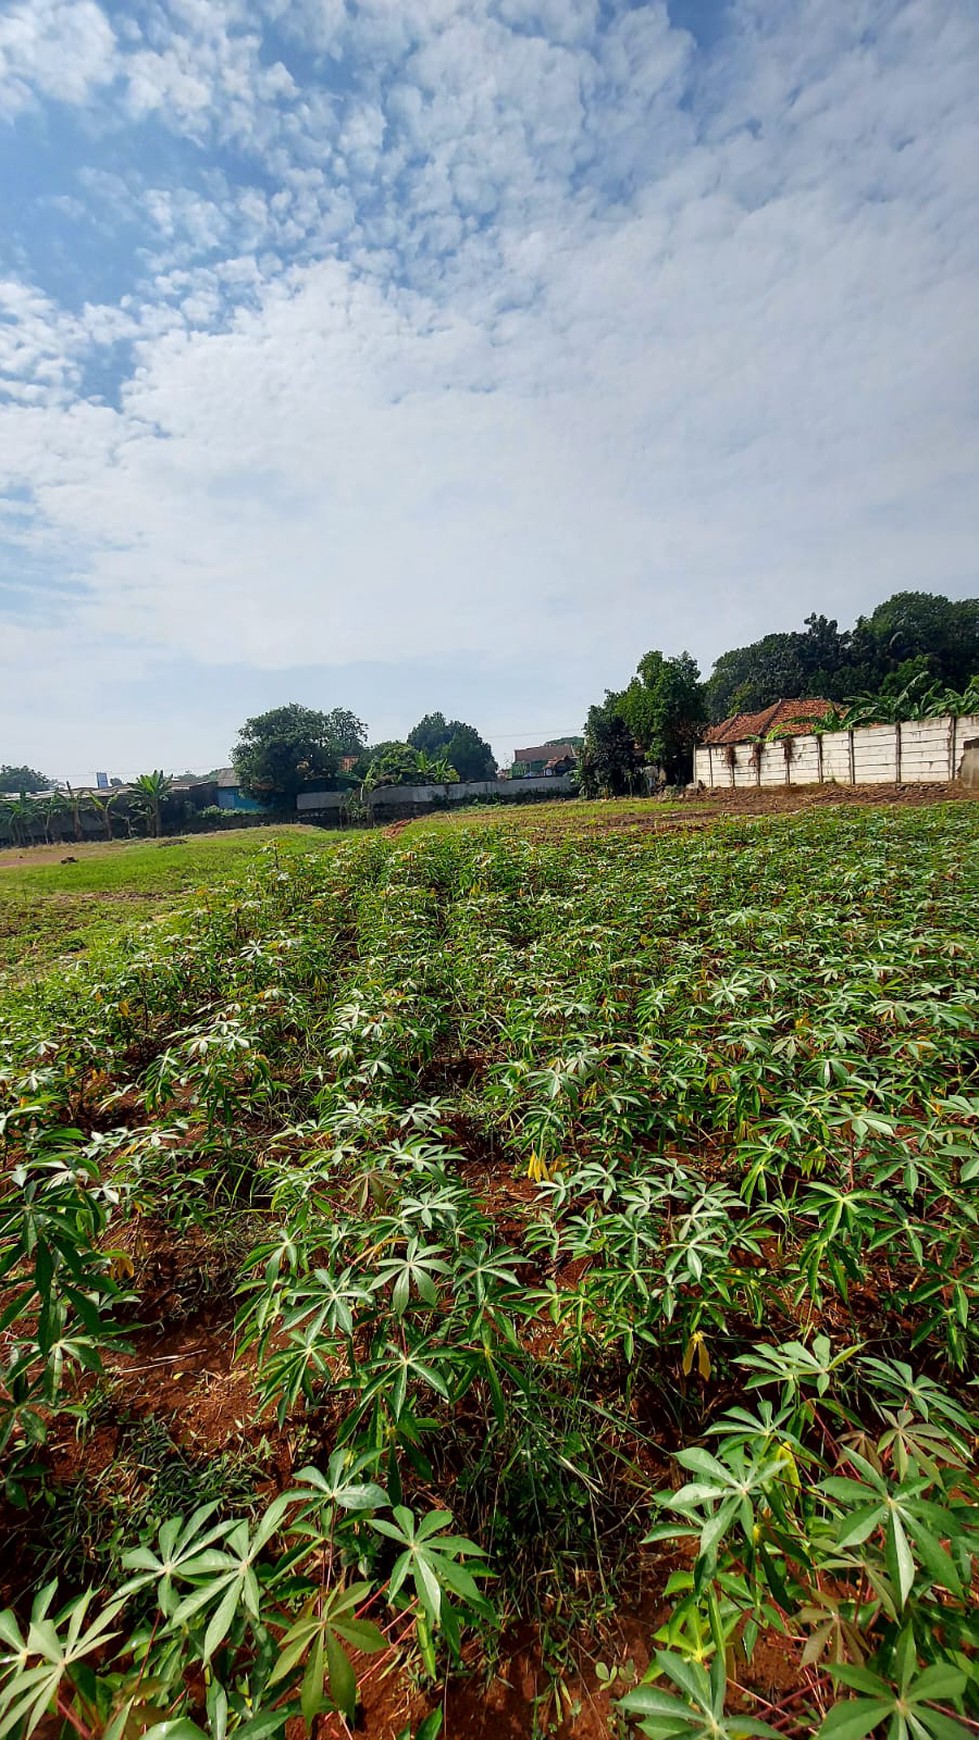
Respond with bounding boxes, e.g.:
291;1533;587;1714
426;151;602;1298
2;801;979;1740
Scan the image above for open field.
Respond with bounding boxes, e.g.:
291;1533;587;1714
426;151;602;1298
0;828;336;981
2;800;979;1740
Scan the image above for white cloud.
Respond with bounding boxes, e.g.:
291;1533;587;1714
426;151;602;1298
1;0;978;773
0;0;116;114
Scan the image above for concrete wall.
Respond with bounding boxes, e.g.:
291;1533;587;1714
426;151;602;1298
297;774;575;815
694;716;979;790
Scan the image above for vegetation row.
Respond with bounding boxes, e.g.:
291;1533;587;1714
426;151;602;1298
1;804;979;1738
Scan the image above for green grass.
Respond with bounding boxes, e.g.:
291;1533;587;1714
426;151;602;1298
0;826;336;980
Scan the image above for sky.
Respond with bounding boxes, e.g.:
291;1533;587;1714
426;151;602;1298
1;0;977;780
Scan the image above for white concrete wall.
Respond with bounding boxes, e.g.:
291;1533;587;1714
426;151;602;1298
695;715;979;790
852;724;896;784
822;731;852;783
900;719;951;781
297;774;576;813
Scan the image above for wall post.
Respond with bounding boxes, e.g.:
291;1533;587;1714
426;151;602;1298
895;721;902;784
848;730;856;785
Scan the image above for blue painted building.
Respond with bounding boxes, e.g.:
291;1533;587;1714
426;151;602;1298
215;768;271;812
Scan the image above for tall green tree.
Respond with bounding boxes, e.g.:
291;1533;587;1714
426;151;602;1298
578;704;644;798
851;592;979;691
233;704;367;803
0;765;50;794
407;715;496;781
705;594;979;723
407;713;452;757
614;650;706;783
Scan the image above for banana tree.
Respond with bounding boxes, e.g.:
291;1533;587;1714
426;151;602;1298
63;783;88;844
88;790;127;843
131;772;172;838
39;791;70;844
8;795;40;847
414;752;460;784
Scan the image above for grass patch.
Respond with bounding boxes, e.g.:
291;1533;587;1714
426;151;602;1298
0;826;336;980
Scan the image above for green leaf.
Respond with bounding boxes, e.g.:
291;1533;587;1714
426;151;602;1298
415;1712;443;1740
817;1699;896;1740
203;1577;244;1662
908;1665;966;1705
886;1512;916;1610
831;1666;890;1697
300;1633;325;1727
233;1710;297;1739
325;1628;357;1720
911;1712;973;1740
619;1685;699;1718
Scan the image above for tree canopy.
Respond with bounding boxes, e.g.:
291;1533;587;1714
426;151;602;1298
578;704;644;798
233;703;367;802
407;714;496;782
610;649;705;783
705;594;979;722
0;765;50;794
361;741;460;788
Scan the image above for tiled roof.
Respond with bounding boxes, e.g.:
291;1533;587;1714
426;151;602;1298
702;697;832;746
514;742;578;763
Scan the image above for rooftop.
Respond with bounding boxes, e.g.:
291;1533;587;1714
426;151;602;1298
513;742;578;763
702;698;832;747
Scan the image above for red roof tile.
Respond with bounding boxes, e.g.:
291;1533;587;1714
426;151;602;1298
702;697;832;746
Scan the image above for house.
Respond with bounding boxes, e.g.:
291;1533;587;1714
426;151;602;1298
701;698;832;747
215;768;271;812
512;741;580;778
170;777;218;808
695;698;833;789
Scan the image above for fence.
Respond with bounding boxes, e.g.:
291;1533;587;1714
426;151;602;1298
296;774;577;817
693;716;979;791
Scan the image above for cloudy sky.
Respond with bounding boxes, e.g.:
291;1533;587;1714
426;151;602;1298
1;0;977;778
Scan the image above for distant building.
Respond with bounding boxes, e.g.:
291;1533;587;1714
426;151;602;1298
215;768;270;812
512;740;580;778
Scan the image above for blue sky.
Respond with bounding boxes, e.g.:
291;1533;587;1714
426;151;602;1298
1;0;977;779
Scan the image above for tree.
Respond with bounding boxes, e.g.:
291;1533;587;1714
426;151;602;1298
853;592;979;692
5;794;39;847
407;713;452;757
706;632;811;722
578;704;644;798
614;650;706;783
704;594;979;723
132;771;172;839
408;715;496;782
443;724;496;783
88;789;127;843
233;704;368;803
414;751;460;783
63;783;87;844
39;790;69;844
0;765;50;794
364;743;423;789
